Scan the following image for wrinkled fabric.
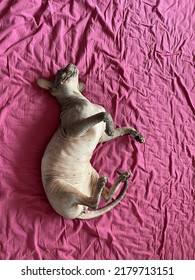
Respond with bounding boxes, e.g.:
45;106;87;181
0;0;195;260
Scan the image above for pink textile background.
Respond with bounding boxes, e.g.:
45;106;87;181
0;0;195;260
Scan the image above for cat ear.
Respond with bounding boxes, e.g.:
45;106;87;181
37;78;53;90
78;82;86;92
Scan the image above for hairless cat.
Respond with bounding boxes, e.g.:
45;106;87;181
37;64;145;219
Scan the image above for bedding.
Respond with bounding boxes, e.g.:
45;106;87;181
0;0;194;260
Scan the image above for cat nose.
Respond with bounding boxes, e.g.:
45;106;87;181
66;63;75;70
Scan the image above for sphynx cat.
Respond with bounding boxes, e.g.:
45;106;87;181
37;64;145;219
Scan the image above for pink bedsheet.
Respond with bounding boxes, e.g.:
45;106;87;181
0;0;195;260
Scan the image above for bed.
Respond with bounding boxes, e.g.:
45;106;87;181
0;0;194;260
